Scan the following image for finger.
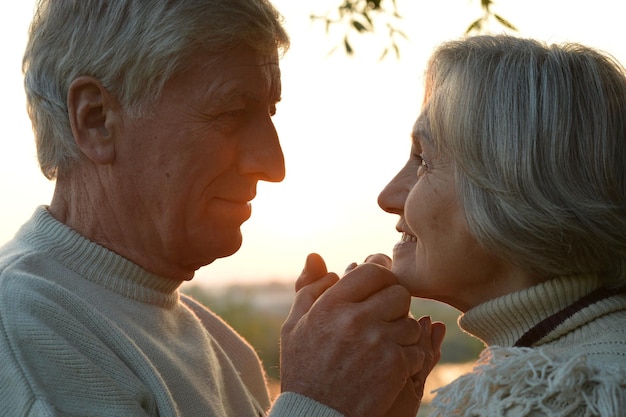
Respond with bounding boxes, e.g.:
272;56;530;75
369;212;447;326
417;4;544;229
363;253;392;268
400;345;425;379
343;262;357;276
430;321;446;369
408;317;445;399
432;322;446;352
358;283;413;322
410;359;427;403
332;263;397;302
373;316;422;349
295;253;329;292
287;272;339;323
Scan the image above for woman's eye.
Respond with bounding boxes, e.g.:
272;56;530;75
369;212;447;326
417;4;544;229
415;153;429;175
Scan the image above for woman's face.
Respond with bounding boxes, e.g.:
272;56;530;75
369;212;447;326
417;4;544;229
378;113;517;311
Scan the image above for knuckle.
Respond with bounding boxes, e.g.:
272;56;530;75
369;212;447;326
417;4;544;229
406;318;422;342
355;262;392;279
364;253;392;267
355;262;379;275
387;284;411;305
330;308;362;334
423;348;436;367
280;317;300;340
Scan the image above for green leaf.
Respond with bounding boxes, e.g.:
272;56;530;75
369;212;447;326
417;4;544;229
391;27;408;40
362;11;374;27
339;0;355;12
344;36;354;54
352;19;369;33
326;44;339;58
465;18;482;34
325;18;331;34
379;47;389;61
494;14;518;31
392;42;400;58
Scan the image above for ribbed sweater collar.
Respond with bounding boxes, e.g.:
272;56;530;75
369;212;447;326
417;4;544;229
458;275;602;347
20;206;182;308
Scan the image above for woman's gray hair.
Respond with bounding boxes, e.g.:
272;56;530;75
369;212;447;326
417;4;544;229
423;35;626;288
23;0;290;179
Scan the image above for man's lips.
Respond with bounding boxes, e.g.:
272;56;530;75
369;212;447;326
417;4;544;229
213;197;253;221
218;189;256;203
218;197;254;205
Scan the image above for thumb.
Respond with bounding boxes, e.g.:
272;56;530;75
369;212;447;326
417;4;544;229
285;254;338;325
295;253;329;291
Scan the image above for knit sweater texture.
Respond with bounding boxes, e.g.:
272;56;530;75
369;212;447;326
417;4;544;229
0;207;342;417
429;275;626;416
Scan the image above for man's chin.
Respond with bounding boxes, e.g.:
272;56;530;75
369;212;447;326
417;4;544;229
207;231;244;262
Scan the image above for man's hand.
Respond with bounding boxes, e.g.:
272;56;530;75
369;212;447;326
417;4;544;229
281;253;422;417
360;254;446;417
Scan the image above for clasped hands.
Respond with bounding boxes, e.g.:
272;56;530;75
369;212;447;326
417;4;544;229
281;253;445;417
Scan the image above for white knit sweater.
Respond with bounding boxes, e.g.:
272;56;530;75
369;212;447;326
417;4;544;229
0;207;341;417
429;276;626;416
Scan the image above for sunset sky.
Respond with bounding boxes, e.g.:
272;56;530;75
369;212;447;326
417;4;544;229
1;0;624;287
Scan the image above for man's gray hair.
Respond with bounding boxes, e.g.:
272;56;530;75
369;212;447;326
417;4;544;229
23;0;289;179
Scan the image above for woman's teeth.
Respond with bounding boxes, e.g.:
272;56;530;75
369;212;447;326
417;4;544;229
401;232;417;242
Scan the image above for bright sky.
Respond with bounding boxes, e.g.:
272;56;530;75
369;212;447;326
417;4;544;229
1;0;624;287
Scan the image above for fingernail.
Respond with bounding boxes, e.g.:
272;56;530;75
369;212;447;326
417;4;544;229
344;262;357;275
432;322;446;348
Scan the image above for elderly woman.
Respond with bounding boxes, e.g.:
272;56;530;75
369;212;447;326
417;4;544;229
378;35;626;416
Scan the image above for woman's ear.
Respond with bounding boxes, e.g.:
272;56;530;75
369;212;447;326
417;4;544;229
67;76;118;165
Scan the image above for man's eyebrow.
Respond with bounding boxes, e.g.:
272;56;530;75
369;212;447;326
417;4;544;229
241;91;261;103
218;89;279;106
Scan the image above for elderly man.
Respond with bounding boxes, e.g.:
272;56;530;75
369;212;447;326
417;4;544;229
0;1;440;416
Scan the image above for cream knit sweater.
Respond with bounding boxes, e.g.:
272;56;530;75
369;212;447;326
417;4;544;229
429;275;626;416
0;207;342;417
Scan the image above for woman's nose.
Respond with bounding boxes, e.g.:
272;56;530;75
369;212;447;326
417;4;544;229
378;162;414;215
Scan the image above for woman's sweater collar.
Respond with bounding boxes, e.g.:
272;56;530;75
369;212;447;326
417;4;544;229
23;206;183;308
458;275;602;347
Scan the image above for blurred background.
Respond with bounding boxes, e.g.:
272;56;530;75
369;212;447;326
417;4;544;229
1;1;624;414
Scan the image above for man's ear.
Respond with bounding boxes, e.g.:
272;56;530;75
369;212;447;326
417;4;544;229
67;76;118;165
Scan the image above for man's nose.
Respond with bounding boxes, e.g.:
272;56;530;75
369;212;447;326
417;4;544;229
239;117;285;182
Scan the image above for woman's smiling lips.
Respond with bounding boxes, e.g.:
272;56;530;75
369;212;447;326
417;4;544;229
400;232;417;243
393;229;418;254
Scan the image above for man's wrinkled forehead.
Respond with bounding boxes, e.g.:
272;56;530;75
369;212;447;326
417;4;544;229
232;51;281;101
194;48;282;106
